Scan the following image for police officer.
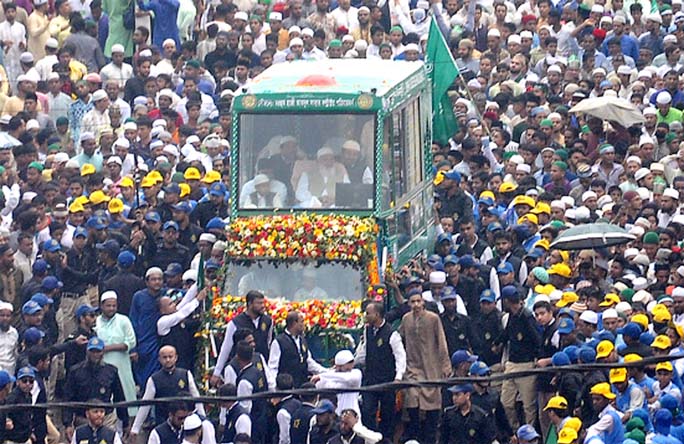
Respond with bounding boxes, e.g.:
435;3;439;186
273;374;301;444
218;383;251;444
289;383;318;444
148;400;193;444
269;311;327;388
212;290;273;387
6;366;44;444
472;290;504;367
63;304;98;375
440;287;480;358
354;301;405;438
308;399;339;444
440;384;495;444
72;400;123;444
235;340;268;444
63;337;129;442
130;346;205;438
193;182;229;227
153;221;191;270
171;201;203;255
223;328;272;389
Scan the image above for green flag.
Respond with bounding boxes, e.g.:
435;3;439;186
425;17;459;145
197;255;205;290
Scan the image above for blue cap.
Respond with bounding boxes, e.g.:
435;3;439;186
22;300;42;315
558;307;574;318
164;262;183;276
593;330;616;343
42;239;61;253
451;350;478;366
525;248;543;259
87;337;105;351
41;276;62;291
209;182;227;196
31;293;54;307
427;254;443;266
0;370;15;388
557;318;575;335
655;408;673;433
23;327;45;345
501;285;520;300
96;239;120;257
441;286;458;301
478;196;495;207
619;322;642;339
497;262;514;274
117;251;136;267
563;345;579;364
206;217;226;230
436;232;452;244
661;394;679;412
600;80;613;88
640;331;655;346
16;366;35;380
32;259;48;274
479;289;496;303
311;399;335;414
172;201;193;213
164;183;181;194
443;170;461;183
402;276;423;288
205;259;220;270
551;351;571;367
487;222;504;232
469;361;491;376
85;216;108;230
406;288;423;298
458;255;479;269
75;304;97;319
517;425;540;441
73;226;88;238
163;221;179;231
144;211;161;223
447;383;473;393
579;346;597;363
443;255;458;266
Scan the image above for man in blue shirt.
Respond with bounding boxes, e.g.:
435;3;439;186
601;15;639;62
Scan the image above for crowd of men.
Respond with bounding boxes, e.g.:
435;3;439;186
3;0;684;442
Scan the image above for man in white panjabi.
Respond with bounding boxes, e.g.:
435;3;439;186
296;147;349;207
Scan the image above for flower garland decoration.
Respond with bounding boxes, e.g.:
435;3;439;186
225;213;379;265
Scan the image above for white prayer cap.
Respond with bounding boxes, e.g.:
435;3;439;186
101;291;118;302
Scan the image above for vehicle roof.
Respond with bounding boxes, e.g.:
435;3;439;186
244;60;424;96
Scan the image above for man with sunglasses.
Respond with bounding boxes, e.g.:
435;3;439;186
6;366;44;444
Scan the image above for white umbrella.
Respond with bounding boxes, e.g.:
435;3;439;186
0;132;21;149
569;96;645;128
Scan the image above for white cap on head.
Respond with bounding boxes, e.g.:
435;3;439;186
617;65;632;75
665;188;680;200
615;301;632;314
317;146;334;158
516;164;531;173
508;34;521;45
182;269;198;282
429;271;446;284
114;138;130;149
657;91;672;104
582;191;597;202
101;291;118;302
145;267;163;278
111;44;125;53
46;37;58;49
301;27;314;37
289;37;303;47
487;28;501;38
20;52;34;64
579;310;598;324
92;89;108;102
288;25;301;34
0;302;12;312
269;12;282;21
234;11;248;21
184;414;202;430
602;308;618;320
253;174;270;186
334;349;355;366
106;156;122;166
26;119;39;131
199;233;217;244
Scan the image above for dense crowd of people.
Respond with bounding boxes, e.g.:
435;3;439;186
0;0;683;442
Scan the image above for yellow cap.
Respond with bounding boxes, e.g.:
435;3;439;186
179;183;191;198
544;395;569;411
108;198;124;214
548;263;572;279
599;293;621;307
201;170;221;184
556;292;579;308
656;361;674;372
433;170;446;186
557;427;578;444
68;201;84;213
534;284;555;296
653;305;672;323
74;196;90;207
652;335;672;350
564;417;582;433
631;314;649;331
119;176;135;188
590;382;616;399
140;176;156;188
623;353;642;364
559;250;569;263
609;367;627;384
89;190;111;205
532;202;551;215
184;167;201;180
512;195;536;208
534;239;550;251
499;182;517;193
148;170;164;184
80;163;96;176
596;340;615;359
479;190;495;201
671;322;684;339
518;213;539;225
